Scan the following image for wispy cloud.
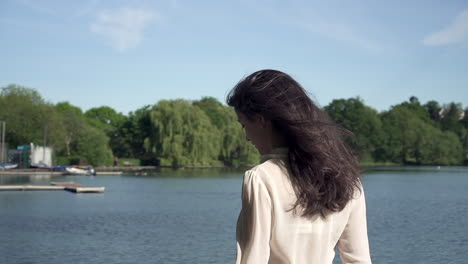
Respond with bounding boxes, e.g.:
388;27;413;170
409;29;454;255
423;9;468;46
91;8;157;51
301;21;381;52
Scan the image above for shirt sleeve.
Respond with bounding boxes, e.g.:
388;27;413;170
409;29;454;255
338;187;372;264
236;169;272;264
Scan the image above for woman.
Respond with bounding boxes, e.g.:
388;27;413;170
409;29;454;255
227;70;372;264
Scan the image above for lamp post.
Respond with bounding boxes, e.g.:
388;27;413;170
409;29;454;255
43;125;47;165
0;121;5;163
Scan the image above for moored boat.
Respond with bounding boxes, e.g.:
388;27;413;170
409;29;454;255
0;163;18;170
64;167;95;176
30;162;52;169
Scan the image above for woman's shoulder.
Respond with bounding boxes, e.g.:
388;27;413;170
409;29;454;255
245;159;289;185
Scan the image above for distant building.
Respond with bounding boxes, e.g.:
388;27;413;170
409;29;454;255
29;143;53;167
8;143;53;168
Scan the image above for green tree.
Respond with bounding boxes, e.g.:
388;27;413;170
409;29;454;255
424;100;441;121
146;99;221;166
119;105;152;160
194;97;259;165
85;106;128;158
0;84;66;150
1;84;44;104
439;103;465;136
85;106;126;130
379;103;463;165
324;98;383;162
56;102;85;157
193;97;226;129
55;102;113;165
215;106;259;165
75;125;114;166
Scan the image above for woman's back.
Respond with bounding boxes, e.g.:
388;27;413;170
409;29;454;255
228;69;371;263
236;155;371;264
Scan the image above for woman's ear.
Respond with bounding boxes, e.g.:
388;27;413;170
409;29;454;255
251;114;270;128
256;114;270;128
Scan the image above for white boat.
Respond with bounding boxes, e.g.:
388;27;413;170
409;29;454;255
64;167;92;175
0;163;18;170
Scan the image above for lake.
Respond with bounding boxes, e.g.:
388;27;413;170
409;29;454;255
1;166;467;264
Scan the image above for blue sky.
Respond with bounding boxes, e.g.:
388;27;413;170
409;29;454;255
1;0;467;115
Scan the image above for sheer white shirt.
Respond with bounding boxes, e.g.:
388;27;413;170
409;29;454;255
235;152;371;264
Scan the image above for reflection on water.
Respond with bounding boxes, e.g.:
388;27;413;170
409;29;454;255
0;174;53;185
151;167;247;177
1;167;468;264
363;165;468;174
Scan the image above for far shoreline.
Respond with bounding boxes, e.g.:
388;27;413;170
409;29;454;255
1;163;467;176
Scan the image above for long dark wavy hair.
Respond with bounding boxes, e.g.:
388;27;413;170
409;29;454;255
227;69;361;218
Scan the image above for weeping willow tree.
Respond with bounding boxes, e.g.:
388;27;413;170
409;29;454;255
194;97;260;165
146;99;221;166
146;98;259;167
220;112;260;165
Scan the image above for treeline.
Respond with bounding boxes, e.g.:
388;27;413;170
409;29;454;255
0;85;259;166
1;84;467;166
325;96;467;165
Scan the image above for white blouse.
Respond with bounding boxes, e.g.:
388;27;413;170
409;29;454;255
235;152;372;264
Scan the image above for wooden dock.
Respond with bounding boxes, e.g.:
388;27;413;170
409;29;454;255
0;170;122;176
51;181;105;193
0;181;105;193
0;185;64;191
95;171;123;175
0;171;64;175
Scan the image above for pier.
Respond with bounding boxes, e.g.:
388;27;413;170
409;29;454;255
0;181;105;193
0;170;122;176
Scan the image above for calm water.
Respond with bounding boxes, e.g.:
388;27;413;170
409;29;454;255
1;166;467;264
